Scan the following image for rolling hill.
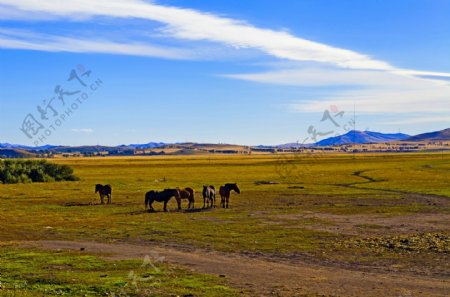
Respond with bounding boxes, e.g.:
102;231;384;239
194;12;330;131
404;128;450;142
0;149;36;158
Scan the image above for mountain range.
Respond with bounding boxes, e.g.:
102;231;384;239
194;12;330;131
315;130;410;146
1;128;449;154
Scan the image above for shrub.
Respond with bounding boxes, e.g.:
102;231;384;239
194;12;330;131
0;159;79;184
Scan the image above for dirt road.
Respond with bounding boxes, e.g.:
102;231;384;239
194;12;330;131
25;240;449;297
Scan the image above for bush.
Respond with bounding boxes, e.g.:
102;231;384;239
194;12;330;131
0;159;79;184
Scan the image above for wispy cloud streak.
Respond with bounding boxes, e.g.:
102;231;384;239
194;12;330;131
71;128;94;133
1;0;449;78
0;0;443;76
0;29;192;59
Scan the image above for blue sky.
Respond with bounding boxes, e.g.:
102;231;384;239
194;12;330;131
1;0;449;146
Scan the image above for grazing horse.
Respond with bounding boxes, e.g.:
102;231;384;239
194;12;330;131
202;185;216;208
219;183;240;208
145;188;181;212
177;187;195;209
95;184;112;204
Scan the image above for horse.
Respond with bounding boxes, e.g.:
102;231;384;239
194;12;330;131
177;187;195;209
219;183;240;208
95;184;112;204
202;185;216;208
145;188;181;212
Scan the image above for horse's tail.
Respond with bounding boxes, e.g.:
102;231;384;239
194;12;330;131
186;188;194;201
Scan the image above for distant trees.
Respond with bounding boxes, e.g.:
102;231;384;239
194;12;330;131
0;159;79;184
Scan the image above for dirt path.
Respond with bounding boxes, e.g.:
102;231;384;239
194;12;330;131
25;240;449;297
337;170;450;207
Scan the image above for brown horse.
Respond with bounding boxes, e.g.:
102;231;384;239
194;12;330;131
95;184;112;204
177;187;195;209
219;183;240;208
145;188;181;212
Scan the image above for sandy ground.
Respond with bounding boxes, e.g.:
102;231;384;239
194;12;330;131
25;240;450;297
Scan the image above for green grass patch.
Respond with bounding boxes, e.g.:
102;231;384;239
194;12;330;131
0;244;239;297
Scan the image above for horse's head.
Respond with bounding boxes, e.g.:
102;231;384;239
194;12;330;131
233;183;241;194
173;188;181;199
95;184;102;193
164;188;180;199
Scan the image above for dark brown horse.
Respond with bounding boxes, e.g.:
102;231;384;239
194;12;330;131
95;184;112;204
219;183;240;208
202;185;216;208
145;188;181;212
177;187;195;209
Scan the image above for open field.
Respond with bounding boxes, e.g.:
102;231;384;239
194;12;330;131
0;153;449;296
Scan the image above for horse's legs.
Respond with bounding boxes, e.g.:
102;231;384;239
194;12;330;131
163;200;168;212
226;196;230;208
100;194;104;205
177;198;181;210
107;194;111;204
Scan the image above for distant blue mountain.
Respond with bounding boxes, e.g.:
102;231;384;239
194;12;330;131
0;143;60;151
0;142;166;151
124;142;167;149
276;142;314;149
315;130;410;146
404;128;450;141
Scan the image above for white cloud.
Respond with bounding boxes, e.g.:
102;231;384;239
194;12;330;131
291;85;450;114
226;66;450;114
1;0;449;117
224;67;440;88
0;0;449;77
71;128;94;133
0;0;446;76
0;29;192;59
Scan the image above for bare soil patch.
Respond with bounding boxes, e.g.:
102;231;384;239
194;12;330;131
24;240;450;297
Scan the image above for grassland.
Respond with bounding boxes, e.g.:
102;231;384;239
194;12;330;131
0;153;449;296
